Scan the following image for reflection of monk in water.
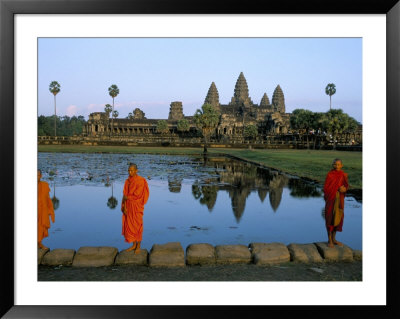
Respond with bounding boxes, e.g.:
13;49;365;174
121;163;149;254
37;169;55;249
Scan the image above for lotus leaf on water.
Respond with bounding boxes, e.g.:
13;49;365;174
38;153;227;187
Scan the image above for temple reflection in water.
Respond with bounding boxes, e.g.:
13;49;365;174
38;152;362;251
166;156;321;222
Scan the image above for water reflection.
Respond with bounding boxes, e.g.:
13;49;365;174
288;179;321;198
192;181;218;212
40;153;345;222
106;182;118;209
168;177;183;193
51;181;60;210
38;153;362;250
104;176;111;187
187;157;322;221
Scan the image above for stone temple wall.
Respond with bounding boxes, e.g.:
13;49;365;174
79;73;360;146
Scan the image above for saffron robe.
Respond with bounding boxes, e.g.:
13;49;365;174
323;169;348;232
38;181;55;243
121;175;149;243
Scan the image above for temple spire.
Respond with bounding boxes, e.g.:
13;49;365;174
272;85;285;113
229;72;253;107
204;82;220;109
260;93;270;107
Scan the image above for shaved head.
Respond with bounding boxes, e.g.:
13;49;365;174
332;158;342;165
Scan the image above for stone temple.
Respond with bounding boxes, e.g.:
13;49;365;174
83;72;291;140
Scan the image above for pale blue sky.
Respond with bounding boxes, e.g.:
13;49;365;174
38;38;362;122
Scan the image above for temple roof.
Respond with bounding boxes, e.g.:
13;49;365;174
204;82;220;108
229;72;253;107
272;85;285;113
260;93;270;107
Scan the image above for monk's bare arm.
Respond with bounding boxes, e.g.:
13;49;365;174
339;173;349;193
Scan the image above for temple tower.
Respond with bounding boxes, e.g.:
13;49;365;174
260;93;271;107
229;72;253;108
168;101;184;120
272;85;285;113
204;82;220;109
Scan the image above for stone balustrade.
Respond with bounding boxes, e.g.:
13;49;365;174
38;241;362;267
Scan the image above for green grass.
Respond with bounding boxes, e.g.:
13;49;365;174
209;148;362;189
38;145;362;189
38;144;204;155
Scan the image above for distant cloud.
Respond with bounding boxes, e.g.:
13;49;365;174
82;101;185;119
114;101;169;109
88;103;100;110
129;101;168;106
85;103;109;115
66;105;78;117
110;101;170;115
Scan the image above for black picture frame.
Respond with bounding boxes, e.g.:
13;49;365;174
1;0;399;317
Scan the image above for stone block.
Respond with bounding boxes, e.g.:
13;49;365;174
149;242;185;267
215;245;251;264
115;249;148;266
314;242;354;262
38;247;49;265
42;249;75;266
249;242;290;265
353;250;362;261
72;246;118;267
186;243;216;265
287;243;323;263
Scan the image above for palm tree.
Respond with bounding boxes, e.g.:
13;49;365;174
112;110;119;134
325;83;336;110
193;103;220;154
104;104;112;135
108;84;120;135
156;120;169;134
177;118;190;134
49;81;61;137
112;110;119;120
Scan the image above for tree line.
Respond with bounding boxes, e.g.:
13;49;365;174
43;81;358;152
191;104;360;152
38;115;86;136
288;108;360;149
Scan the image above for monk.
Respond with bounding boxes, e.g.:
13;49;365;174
37;169;55;249
323;158;349;248
121;163;149;254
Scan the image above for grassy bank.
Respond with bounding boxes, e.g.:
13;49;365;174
211;148;362;189
38;144;204;155
38;145;362;188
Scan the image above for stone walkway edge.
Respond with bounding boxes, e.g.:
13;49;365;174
38;242;362;267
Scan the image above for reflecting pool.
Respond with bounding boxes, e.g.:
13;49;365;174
38;153;362;251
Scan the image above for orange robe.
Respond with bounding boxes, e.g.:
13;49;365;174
323;169;348;232
121;175;149;243
38;181;55;243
